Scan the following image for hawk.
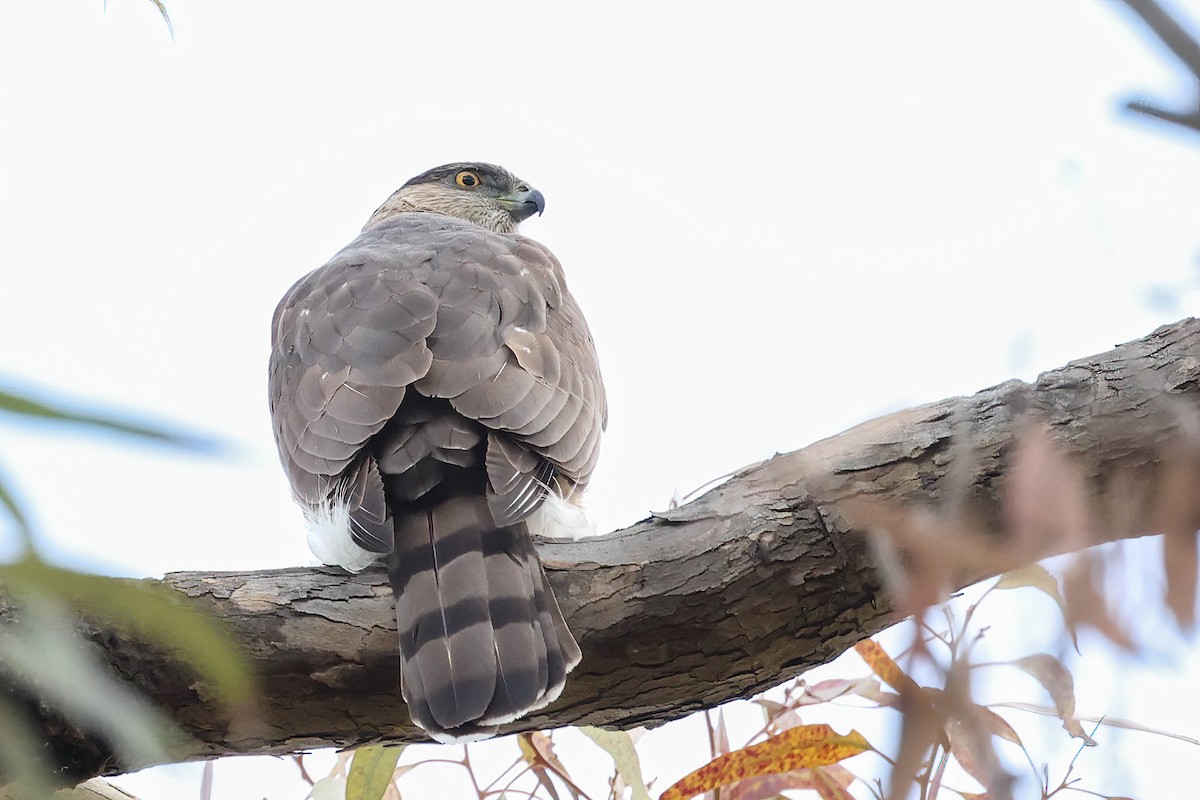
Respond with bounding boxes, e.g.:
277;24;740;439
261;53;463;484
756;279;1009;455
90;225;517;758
268;163;606;741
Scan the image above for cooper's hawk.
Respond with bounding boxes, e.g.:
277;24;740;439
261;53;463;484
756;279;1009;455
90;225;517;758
268;163;606;741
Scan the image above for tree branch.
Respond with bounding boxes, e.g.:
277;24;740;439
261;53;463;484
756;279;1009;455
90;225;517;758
14;318;1200;780
1118;0;1200;135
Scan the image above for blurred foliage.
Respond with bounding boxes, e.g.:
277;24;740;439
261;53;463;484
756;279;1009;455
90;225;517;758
321;563;1194;800
0;382;251;799
310;422;1200;800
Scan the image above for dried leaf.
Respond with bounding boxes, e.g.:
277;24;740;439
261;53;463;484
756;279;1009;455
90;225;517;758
518;733;562;800
811;765;856;800
1007;655;1095;745
1154;454;1200;630
754;699;805;733
794;677;887;706
658;724;872;800
969;706;1022;747
346;744;405;800
1062;554;1134;650
945;717;994;789
1003;425;1090;556
988;702;1200;744
580;727;652;800
715;709;731;756
887;699;943;800
520;732;588;800
726;764;856;800
993;564;1078;652
724;769;819;800
853;502;957;614
1163;527;1198;631
528;731;571;775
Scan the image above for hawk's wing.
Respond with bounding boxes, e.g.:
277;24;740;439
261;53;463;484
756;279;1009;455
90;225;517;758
269;213;605;530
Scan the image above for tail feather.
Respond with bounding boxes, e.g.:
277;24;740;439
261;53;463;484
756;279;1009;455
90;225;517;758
392;501;495;729
479;529;542;720
479;533;561;726
389;496;579;740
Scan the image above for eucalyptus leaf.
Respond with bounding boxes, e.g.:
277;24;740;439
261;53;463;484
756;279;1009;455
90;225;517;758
580;727;651;800
346;744;405;800
0;386;220;452
0;556;254;707
0;693;58;800
0;455;34;548
0;598;175;769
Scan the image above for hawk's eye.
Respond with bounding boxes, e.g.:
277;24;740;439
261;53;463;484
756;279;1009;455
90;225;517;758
455;171;481;189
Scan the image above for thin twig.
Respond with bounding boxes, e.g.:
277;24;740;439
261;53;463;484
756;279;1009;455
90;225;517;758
1116;0;1200;134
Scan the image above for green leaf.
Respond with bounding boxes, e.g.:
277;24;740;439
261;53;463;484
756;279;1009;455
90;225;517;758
580;727;651;800
0;385;220;452
346;744;405;800
0;455;34;549
0;693;58;800
0;556;254;707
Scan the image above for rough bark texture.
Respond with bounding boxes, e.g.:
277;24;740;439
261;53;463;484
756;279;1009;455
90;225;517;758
12;318;1200;779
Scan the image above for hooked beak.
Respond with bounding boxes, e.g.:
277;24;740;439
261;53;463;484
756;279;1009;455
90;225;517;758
499;186;546;223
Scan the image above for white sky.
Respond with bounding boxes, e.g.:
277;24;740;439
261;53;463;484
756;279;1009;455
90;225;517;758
1;1;1199;798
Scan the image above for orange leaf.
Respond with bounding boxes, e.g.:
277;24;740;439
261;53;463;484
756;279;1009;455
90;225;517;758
659;725;871;800
854;640;920;697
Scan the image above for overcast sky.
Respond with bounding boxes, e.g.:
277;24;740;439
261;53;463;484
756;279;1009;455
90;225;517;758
2;1;1199;798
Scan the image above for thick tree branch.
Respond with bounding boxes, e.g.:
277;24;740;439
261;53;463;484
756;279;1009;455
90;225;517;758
16;318;1200;780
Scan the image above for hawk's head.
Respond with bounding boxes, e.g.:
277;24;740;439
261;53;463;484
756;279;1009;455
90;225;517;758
365;162;546;234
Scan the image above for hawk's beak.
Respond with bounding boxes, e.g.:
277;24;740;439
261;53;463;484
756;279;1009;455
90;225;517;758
499;187;546;222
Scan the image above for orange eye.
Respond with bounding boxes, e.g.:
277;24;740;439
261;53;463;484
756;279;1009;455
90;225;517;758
455;171;481;188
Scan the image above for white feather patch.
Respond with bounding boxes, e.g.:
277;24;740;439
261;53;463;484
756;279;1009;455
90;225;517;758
303;498;379;572
428;728;498;745
525;493;596;541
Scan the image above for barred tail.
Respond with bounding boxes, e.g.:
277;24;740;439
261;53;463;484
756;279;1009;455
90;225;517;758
388;495;580;742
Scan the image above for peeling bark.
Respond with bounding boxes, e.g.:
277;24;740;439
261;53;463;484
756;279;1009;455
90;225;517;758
11;318;1200;779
